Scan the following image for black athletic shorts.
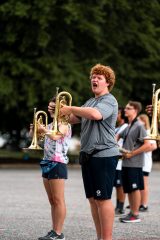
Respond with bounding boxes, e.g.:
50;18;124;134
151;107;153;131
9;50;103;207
81;156;118;200
114;170;123;187
143;171;149;176
122;167;144;193
42;162;68;180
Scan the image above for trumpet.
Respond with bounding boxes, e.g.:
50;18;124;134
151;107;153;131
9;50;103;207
146;84;160;141
23;108;48;150
47;88;72;136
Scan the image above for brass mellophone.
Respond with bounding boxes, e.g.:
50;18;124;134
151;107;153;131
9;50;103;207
46;88;72;136
23;88;72;151
23;108;48;151
146;84;160;141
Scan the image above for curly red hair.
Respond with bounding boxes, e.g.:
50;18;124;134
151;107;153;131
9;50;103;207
90;63;115;91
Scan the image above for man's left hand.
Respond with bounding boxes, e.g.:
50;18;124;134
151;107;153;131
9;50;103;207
122;151;133;159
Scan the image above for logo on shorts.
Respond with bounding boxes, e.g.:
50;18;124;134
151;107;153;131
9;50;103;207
132;183;137;189
117;179;120;184
96;190;101;196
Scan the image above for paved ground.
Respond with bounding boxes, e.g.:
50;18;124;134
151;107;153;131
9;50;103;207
0;164;160;240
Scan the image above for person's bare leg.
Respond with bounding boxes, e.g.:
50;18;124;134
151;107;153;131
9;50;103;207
43;178;55;228
49;179;66;235
128;190;141;215
117;186;126;203
96;199;114;240
116;186;126;210
140;176;149;206
88;198;101;239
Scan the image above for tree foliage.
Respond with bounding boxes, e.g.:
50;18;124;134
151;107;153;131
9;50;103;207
0;0;160;145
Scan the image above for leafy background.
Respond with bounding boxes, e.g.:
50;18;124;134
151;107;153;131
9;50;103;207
0;0;160;148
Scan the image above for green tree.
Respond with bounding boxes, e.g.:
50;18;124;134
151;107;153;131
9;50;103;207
100;0;160;106
0;0;160;147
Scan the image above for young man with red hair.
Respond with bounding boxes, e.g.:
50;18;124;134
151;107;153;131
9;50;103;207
58;63;119;240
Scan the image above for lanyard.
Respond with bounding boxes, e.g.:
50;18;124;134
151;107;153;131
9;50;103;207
123;118;137;144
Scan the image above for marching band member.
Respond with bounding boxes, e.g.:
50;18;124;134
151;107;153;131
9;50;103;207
117;101;151;223
138;114;157;211
30;97;71;240
59;64;119;240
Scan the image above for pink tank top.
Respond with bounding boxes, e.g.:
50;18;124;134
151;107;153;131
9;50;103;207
43;123;71;164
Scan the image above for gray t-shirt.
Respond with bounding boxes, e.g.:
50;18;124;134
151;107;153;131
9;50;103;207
80;93;119;157
119;120;147;168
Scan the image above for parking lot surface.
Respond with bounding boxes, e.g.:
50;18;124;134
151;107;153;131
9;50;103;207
0;164;160;240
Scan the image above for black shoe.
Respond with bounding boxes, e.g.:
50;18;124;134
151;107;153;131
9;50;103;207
38;230;54;240
139;205;148;212
115;208;125;216
119;212;141;223
41;230;65;240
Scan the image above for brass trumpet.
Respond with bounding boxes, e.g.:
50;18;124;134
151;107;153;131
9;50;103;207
23;108;48;150
47;88;72;136
146;84;160;141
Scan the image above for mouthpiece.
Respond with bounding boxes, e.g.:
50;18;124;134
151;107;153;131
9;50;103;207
56;87;59;96
152;83;156;94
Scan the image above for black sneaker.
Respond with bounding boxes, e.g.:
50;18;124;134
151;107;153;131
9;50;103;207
38;230;54;240
115;208;125;216
119;212;141;223
41;230;65;240
139;205;148;212
126;205;130;209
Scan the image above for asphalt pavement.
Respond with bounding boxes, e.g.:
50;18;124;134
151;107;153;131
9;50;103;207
0;164;160;240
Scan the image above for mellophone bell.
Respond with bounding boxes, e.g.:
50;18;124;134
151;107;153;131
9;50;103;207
23;108;48;151
46;89;72;136
146;83;160;141
23;88;72;151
